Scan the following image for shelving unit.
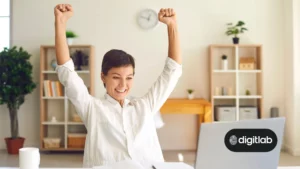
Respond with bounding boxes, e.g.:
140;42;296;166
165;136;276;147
209;44;263;122
40;45;94;151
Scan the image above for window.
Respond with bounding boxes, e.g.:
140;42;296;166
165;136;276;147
0;0;10;50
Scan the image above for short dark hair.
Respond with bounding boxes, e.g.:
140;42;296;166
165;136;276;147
101;49;135;87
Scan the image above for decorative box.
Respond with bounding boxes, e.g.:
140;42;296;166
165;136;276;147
239;57;256;70
43;138;61;148
68;133;86;148
239;106;258;120
215;106;236;121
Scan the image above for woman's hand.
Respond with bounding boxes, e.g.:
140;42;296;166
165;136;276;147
158;8;177;27
54;4;73;24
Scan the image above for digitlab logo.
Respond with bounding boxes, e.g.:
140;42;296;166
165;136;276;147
224;129;277;152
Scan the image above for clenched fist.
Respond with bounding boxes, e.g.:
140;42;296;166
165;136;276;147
158;8;177;26
54;4;73;23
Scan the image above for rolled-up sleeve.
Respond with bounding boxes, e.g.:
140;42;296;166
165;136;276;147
141;57;182;114
55;59;92;123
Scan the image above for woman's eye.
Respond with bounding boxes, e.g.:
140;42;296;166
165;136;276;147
113;77;120;79
127;77;133;80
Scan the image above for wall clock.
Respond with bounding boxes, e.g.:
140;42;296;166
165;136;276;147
137;8;158;30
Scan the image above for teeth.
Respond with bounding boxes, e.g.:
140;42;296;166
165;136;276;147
116;89;126;93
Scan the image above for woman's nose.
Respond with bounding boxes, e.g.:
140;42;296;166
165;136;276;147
119;79;126;87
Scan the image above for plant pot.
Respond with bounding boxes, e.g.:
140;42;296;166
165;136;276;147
5;137;25;154
188;93;194;100
222;59;228;70
67;38;74;45
233;37;239;44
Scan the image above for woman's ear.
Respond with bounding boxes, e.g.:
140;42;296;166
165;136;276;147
101;72;105;82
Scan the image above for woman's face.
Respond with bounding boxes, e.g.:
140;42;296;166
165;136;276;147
101;65;134;104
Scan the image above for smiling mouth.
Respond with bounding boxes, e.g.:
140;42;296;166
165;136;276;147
116;89;127;93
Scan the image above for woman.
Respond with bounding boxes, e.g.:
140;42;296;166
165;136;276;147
54;4;182;168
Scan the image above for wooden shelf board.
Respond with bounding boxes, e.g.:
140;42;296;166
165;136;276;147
213;96;236;99
41;45;93;49
42;122;65;125
213;70;236;73
42;97;65;99
210;44;262;48
42;70;90;74
40;148;84;151
68;122;84;125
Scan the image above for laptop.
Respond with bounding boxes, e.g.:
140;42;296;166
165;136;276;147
195;117;285;169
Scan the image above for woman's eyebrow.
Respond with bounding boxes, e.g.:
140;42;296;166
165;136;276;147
112;73;134;76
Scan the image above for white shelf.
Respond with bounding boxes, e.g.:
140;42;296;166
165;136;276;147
213;96;236;99
213;95;262;99
42;97;65;99
239;95;262;99
42;122;65;125
68;122;84;125
213;70;262;73
209;44;263;121
213;70;236;73
42;70;90;74
238;70;262;73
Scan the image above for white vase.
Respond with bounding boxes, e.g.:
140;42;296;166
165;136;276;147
67;38;73;45
222;59;228;70
188;93;194;100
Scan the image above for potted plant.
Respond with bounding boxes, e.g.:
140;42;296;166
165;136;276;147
226;21;248;44
71;50;89;70
187;89;194;100
221;55;228;70
66;30;78;45
0;46;37;154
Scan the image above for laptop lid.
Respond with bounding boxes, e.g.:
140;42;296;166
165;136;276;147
195;117;285;169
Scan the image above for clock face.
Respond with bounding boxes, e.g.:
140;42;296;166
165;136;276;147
137;9;158;30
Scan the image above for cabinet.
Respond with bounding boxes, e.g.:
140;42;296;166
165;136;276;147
39;45;94;151
209;44;263;121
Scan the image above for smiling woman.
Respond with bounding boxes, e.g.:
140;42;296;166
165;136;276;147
0;0;10;50
54;4;182;168
101;49;135;106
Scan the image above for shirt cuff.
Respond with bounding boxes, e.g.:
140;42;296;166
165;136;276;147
55;59;75;72
165;57;182;70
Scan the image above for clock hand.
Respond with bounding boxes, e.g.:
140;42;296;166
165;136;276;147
140;15;149;20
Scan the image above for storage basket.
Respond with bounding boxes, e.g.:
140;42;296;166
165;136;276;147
72;114;82;122
68;134;86;148
43;138;61;148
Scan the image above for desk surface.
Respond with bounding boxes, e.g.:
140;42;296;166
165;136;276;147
0;162;193;169
0;167;298;169
162;98;211;105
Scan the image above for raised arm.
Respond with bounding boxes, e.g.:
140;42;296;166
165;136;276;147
54;4;92;124
54;4;72;64
158;8;181;65
138;8;182;114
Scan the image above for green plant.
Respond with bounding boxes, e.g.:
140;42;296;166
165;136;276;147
0;46;37;139
226;21;248;38
222;55;227;60
187;89;194;94
246;89;251;95
66;30;78;38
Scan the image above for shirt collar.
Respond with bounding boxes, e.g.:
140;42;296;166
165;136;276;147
104;93;130;107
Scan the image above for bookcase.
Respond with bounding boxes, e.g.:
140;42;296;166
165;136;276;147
39;45;95;151
209;44;263;122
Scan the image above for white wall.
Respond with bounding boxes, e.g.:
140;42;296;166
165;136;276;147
0;0;285;150
283;0;300;155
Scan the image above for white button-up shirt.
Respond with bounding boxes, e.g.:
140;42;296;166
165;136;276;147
56;57;182;168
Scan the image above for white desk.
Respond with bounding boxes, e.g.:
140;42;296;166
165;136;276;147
0;162;193;169
0;165;298;169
